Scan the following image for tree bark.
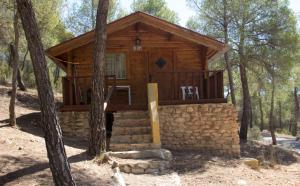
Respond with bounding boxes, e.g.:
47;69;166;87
222;0;236;106
9;8;20;127
17;68;26;91
292;87;299;136
258;92;264;131
269;75;277;145
9;43;18;127
278;101;282;129
239;62;252;141
88;0;109;157
16;0;75;185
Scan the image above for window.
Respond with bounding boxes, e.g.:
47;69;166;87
105;53;126;79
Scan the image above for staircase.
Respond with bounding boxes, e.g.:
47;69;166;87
110;111;160;151
109;111;172;174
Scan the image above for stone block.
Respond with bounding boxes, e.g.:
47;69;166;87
131;167;145;174
242;158;260;170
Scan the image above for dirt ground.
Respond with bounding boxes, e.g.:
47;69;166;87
0;85;300;186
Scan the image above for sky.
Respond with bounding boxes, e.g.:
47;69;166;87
65;0;300;27
119;0;300;26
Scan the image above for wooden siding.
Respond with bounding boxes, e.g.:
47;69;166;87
58;22;224;111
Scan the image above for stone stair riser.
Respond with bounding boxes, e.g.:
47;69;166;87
113;118;149;127
112;126;151;135
111;134;152;144
110;143;160;151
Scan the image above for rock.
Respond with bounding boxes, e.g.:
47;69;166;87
242;158;260;170
120;165;131;173
131;167;144;174
186;107;194;113
144;168;159;174
137;162;149;169
18;147;22;150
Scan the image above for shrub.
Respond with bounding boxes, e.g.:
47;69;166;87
248;126;262;140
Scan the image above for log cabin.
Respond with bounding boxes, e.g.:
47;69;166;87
47;12;240;156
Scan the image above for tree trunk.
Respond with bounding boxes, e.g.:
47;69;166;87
88;0;109;157
239;62;252;141
223;0;236;106
9;9;20;127
16;0;75;185
9;44;18;127
269;75;277;145
258;92;264;131
224;53;236;105
292;87;299;136
17;68;26;91
278;101;282;129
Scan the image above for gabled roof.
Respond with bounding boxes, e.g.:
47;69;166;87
46;11;227;60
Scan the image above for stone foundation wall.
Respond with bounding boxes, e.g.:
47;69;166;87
158;103;240;156
58;111;89;139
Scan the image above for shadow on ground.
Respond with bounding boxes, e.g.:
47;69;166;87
171;150;239;174
0;112;87;150
0;152;109;185
241;141;299;166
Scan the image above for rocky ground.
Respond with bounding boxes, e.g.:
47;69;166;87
0;85;300;186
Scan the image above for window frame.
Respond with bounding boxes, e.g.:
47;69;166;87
105;52;127;80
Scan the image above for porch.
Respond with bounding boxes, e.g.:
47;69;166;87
59;70;226;112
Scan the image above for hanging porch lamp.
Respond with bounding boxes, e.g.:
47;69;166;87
133;37;142;51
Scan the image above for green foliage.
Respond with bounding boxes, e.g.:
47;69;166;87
0;62;10;84
65;0;127;35
187;0;300;132
248;126;262;140
0;0;73;92
131;0;179;23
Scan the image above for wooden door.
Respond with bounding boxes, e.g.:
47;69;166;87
129;52;148;108
148;49;174;101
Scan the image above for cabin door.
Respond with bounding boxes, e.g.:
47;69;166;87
148;49;174;102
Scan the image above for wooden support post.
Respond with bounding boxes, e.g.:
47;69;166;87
67;52;72;77
67;52;73;105
147;83;161;146
214;72;217;98
220;71;224;98
206;72;210;99
199;71;204;99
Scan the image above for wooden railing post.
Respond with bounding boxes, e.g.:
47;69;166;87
147;83;161;146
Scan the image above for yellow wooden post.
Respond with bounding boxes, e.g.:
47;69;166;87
147;83;161;145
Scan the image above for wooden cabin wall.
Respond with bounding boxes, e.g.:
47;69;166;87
63;23;209;108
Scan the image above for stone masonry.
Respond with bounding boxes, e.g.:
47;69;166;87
158;103;240;156
58;111;89;139
58;103;240;156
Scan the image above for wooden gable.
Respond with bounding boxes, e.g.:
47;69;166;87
46;11;227;72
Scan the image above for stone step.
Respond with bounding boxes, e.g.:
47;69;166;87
107;149;172;161
114;158;171;174
110;143;160;151
114;111;148;119
113;118;150;127
111;134;152;144
112;126;151;135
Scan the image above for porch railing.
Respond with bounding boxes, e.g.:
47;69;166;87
61;75;116;108
155;70;225;105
